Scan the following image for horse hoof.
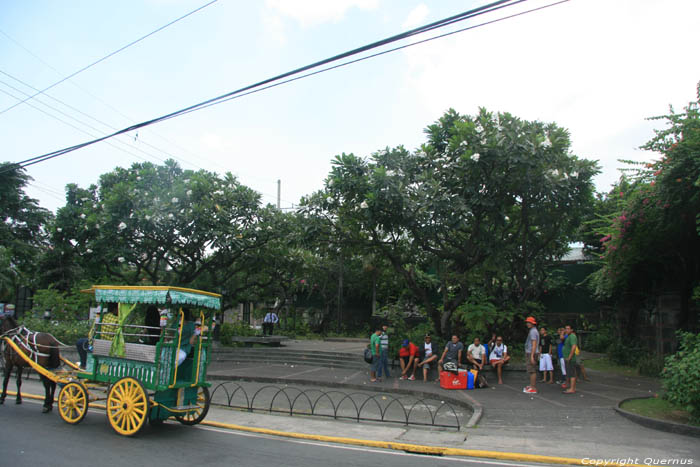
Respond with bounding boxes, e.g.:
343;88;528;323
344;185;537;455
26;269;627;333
42;406;52;413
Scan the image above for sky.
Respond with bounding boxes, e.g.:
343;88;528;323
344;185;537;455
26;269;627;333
1;0;699;213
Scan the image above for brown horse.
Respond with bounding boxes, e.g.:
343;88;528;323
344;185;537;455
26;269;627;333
1;315;61;412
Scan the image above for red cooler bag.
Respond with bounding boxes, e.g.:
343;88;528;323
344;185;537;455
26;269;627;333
439;370;467;389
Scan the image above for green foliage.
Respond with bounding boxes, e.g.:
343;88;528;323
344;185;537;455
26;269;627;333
453;292;516;337
19;317;91;346
219;321;257;345
586;85;700;311
32;283;93;320
304;108;599;335
637;354;664;378
662;332;700;423
0;163;52;298
606;341;646;366
585;322;616;353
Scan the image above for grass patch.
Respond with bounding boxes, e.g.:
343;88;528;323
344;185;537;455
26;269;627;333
621;397;699;426
584;357;638;377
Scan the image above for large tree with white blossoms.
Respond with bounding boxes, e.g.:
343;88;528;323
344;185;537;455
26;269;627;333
51;159;277;289
305;108;599;335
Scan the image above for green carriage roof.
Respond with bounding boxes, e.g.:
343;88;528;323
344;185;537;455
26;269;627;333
82;285;221;310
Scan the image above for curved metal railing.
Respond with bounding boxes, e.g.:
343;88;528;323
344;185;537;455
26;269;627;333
209;381;463;430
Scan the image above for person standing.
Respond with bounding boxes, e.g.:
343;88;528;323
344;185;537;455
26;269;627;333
377;324;391;380
556;327;567;385
369;328;381;382
539;327;554;384
523;316;540;394
563;325;579;394
263;310;279;336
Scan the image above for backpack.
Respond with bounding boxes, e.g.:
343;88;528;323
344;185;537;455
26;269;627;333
363;347;373;364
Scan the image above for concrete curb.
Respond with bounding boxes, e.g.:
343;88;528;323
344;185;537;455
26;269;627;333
8;389;647;466
615;396;700;438
208;373;483;428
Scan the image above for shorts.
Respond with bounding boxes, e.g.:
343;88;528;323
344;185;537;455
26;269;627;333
539;354;553;371
400;356;414;366
559;357;567;376
526;354;539;373
565;359;577;378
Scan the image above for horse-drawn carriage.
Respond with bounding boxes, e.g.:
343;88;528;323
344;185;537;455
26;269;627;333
1;285;219;436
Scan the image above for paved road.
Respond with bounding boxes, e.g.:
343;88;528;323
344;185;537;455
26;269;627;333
1;401;551;467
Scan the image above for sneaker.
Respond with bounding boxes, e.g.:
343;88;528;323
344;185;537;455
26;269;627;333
561;383;568;389
408;375;415;381
522;386;532;393
524;387;538;394
399;375;407;380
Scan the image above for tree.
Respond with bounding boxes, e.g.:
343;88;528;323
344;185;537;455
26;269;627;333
588;85;700;332
51;160;277;289
0;163;52;300
305;109;598;335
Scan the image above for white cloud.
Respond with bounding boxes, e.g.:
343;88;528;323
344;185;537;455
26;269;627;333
261;12;287;45
402;4;429;30
398;0;700;191
265;0;378;28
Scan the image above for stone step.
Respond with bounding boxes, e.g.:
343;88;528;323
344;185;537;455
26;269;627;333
212;349;360;360
213;354;369;369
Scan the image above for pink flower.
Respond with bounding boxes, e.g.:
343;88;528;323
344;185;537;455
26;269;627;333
600;235;611;243
619;191;624;198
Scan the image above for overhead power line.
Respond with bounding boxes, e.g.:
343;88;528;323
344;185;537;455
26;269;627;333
5;0;570;174
0;0;218;115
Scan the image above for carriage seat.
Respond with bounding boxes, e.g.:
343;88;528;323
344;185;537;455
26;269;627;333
92;338;157;363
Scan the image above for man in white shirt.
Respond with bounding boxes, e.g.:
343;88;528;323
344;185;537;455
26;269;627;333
488;335;511;384
467;337;486;370
416;334;439;382
263;310;279;336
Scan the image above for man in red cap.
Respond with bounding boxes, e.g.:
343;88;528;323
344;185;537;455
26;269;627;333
523;316;540;394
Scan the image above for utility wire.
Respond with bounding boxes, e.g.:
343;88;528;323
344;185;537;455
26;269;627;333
7;0;519;172
0;0;218;115
6;0;569;173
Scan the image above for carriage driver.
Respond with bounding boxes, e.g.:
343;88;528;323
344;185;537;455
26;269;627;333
176;308;201;366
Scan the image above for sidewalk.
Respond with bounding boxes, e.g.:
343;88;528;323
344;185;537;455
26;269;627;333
205;346;699;461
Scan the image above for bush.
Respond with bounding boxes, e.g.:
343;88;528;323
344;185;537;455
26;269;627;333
636;353;664;377
585;322;616;353
662;332;700;423
219;321;256;345
19;317;92;346
606;341;646;366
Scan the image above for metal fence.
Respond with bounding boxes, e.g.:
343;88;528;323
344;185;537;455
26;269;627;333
209;381;464;430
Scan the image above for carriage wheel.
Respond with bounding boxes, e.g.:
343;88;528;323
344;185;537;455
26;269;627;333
107;377;149;436
58;382;88;425
175;386;210;426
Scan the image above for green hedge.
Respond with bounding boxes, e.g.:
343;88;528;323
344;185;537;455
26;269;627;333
19;317;92;347
219;321;256;345
662;332;700;423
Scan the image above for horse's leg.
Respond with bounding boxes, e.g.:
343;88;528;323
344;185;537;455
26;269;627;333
40;374;53;413
15;365;23;404
0;363;10;404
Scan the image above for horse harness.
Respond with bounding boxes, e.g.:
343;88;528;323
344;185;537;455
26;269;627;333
1;325;53;363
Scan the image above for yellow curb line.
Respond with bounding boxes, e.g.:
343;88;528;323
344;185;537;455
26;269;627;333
7;391;646;467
